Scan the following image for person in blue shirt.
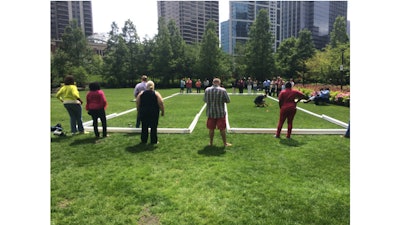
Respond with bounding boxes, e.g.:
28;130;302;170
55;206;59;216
304;88;330;105
263;79;271;95
180;78;185;94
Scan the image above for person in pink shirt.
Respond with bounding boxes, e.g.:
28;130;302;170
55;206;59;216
275;82;306;139
186;78;193;93
86;82;108;138
195;79;202;93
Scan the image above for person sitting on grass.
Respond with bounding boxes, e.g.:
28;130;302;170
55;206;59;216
254;94;267;107
304;88;330;105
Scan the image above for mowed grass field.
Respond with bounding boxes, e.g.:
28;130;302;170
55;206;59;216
51;88;350;225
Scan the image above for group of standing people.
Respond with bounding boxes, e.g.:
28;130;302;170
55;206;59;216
262;76;295;97
232;78;260;94
56;75;108;138
180;77;210;94
231;76;295;97
56;74;165;144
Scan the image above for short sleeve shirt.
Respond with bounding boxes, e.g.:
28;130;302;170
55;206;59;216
204;85;230;118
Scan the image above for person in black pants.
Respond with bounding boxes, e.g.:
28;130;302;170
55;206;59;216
86;82;108;138
254;94;267;107
136;81;165;144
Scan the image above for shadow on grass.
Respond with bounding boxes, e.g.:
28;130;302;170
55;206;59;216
279;138;303;147
123;133;141;137
310;102;330;106
126;143;157;154
198;145;226;156
50;135;71;143
69;136;99;146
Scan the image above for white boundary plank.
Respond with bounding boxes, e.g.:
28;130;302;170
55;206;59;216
83;92;349;134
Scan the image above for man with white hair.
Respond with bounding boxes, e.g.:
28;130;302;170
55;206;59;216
136;81;164;144
203;78;232;147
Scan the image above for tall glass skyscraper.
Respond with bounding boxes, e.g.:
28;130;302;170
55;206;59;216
157;1;219;45
221;20;230;53
221;1;348;54
281;1;347;49
51;1;93;40
223;1;281;55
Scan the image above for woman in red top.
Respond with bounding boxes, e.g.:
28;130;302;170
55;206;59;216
195;79;202;93
86;82;108;138
275;82;306;139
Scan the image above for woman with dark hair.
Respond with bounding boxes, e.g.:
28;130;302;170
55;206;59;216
275;82;307;139
86;82;108;138
56;75;85;135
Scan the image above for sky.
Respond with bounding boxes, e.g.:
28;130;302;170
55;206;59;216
91;0;230;38
91;0;351;39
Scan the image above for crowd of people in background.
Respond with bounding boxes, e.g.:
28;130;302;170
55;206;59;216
179;77;212;94
229;76;295;97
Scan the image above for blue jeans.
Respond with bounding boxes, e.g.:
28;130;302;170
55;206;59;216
64;103;84;133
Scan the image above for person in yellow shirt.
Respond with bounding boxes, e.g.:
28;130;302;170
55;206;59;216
56;75;85;135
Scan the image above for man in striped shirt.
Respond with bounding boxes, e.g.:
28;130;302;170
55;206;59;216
203;78;232;147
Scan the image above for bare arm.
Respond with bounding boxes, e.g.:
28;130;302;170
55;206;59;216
136;92;142;109
156;92;165;116
295;92;307;103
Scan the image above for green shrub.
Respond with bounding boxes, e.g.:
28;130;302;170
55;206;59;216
296;87;313;98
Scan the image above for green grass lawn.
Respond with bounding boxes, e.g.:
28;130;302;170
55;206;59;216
51;88;350;225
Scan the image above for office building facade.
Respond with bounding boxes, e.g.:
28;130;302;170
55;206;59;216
281;1;347;49
223;1;281;55
51;1;93;41
220;20;230;53
157;1;219;45
221;1;348;54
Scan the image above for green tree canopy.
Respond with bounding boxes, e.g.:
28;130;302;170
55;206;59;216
245;9;275;80
330;16;349;48
51;19;92;86
275;37;297;79
198;20;222;80
168;20;186;84
295;29;315;84
151;17;173;84
122;19;141;86
305;42;350;86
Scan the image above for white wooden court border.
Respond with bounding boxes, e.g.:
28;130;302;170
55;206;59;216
84;93;206;134
84;92;348;135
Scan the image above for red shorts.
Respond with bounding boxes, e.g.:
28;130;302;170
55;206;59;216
207;117;226;130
